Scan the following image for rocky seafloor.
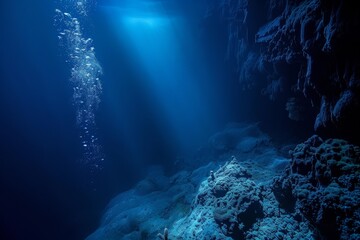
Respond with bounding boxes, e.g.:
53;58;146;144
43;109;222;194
86;124;360;240
85;0;360;237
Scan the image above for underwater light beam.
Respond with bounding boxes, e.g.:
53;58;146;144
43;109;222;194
54;0;104;171
103;1;217;152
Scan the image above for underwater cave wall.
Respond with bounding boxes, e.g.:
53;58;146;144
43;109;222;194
205;0;360;143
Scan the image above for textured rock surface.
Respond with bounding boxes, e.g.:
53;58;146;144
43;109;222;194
273;135;360;239
86;131;360;240
86;130;315;240
173;160;261;239
172;160;314;239
205;0;360;142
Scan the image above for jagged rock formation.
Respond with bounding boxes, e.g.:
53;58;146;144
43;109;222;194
172;160;314;239
86;125;293;240
273;135;360;239
86;129;360;239
173;160;262;239
205;0;360;142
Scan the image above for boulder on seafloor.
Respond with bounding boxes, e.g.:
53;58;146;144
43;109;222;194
172;160;314;239
273;135;360;239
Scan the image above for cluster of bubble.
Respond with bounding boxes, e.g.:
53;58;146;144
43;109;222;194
54;3;104;171
56;0;92;16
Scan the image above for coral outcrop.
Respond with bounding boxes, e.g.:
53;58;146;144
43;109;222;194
173;160;262;239
273;135;360;239
172;160;314;239
86;131;360;240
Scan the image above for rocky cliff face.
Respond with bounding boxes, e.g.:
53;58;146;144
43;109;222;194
205;0;360;143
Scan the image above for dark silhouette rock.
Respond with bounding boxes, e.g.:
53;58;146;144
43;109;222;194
205;0;360;143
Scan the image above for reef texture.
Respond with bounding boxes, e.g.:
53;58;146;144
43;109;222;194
273;135;360;239
87;129;360;240
86;126;303;240
172;160;314;239
205;0;360;142
87;159;316;240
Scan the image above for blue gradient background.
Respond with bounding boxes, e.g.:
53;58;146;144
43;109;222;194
0;0;310;239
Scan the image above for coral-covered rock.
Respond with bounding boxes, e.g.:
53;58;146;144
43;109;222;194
173;160;262;239
87;128;322;240
273;136;360;239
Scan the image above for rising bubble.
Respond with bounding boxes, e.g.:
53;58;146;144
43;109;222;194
54;0;104;171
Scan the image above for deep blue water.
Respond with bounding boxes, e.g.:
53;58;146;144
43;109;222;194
0;1;313;239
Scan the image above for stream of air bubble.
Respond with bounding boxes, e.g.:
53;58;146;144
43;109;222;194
54;0;104;171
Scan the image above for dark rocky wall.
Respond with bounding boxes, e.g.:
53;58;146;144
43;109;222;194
204;0;360;143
